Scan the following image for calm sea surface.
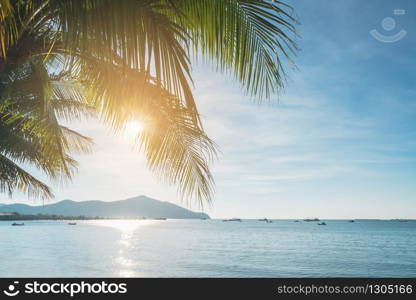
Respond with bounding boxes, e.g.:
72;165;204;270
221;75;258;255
1;219;415;277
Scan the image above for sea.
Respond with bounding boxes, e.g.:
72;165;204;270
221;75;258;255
1;219;415;277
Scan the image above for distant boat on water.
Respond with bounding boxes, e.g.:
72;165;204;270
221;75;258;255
223;218;242;222
317;222;327;226
11;222;24;226
348;220;355;223
154;218;167;220
258;218;272;223
294;220;300;222
304;218;320;222
68;222;77;225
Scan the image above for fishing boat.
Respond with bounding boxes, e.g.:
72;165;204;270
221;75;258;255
317;222;327;226
68;222;77;225
304;218;320;222
223;218;242;222
259;218;272;223
11;223;24;226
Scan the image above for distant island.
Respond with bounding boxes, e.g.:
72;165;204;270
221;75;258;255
0;195;209;220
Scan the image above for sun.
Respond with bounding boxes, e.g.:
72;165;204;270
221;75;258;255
124;121;143;136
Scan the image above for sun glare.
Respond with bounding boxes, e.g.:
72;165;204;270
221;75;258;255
124;121;143;136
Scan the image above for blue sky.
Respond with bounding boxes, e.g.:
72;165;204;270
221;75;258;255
2;0;415;219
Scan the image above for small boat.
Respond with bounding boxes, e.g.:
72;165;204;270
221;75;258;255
304;218;320;222
68;222;77;225
348;220;355;223
317;222;327;226
294;220;300;222
154;218;167;220
223;218;242;222
11;223;24;226
259;218;272;223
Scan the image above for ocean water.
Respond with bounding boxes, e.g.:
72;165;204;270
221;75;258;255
0;219;415;277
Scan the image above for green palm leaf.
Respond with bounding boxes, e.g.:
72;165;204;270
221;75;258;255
172;0;299;100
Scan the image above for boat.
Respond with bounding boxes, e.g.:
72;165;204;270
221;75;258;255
11;223;24;226
154;218;167;220
294;220;300;222
259;218;272;223
317;222;327;225
223;218;242;222
348;220;355;223
304;218;320;222
68;222;77;225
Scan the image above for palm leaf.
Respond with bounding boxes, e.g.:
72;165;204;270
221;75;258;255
172;0;299;100
0;153;53;199
71;54;216;205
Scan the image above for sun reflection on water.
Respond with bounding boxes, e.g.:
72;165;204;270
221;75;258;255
89;219;156;276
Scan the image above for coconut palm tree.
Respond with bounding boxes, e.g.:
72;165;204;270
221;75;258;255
0;0;298;205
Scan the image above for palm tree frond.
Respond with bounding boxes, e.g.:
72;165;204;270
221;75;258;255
0;153;53;199
173;0;299;100
70;53;216;204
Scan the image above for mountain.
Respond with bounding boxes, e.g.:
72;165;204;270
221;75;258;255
0;196;210;219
